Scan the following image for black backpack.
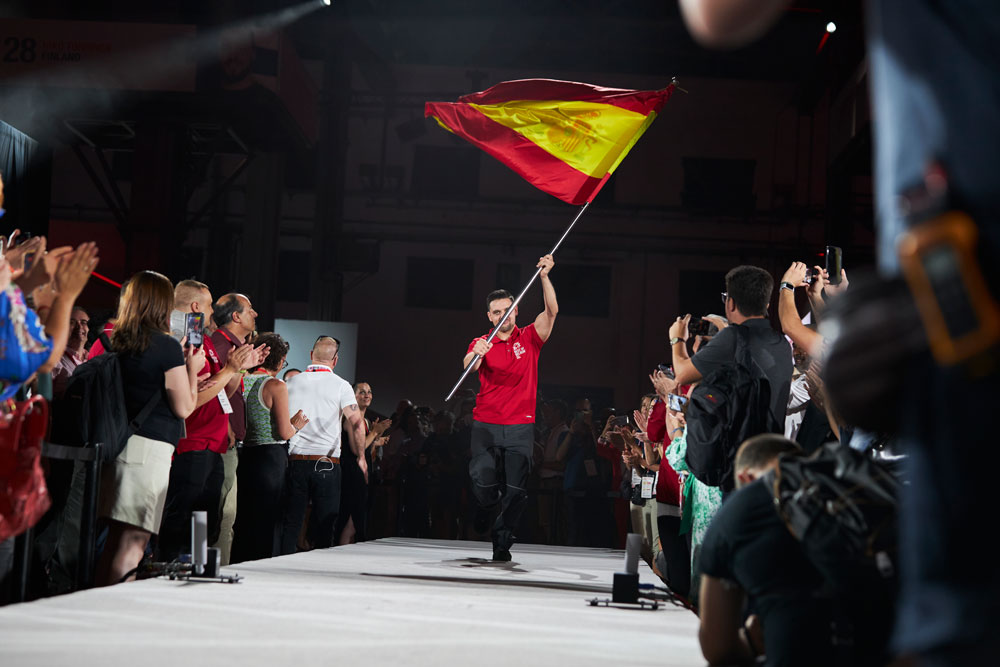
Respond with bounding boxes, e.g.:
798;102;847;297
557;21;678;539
685;325;779;490
764;443;900;663
51;334;161;462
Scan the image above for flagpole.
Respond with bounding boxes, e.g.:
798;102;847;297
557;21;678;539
444;200;592;402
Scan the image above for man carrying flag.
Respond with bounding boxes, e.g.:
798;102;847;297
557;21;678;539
464;254;557;562
428;78;675;557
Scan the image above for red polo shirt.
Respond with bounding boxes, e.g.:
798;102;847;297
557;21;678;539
468;324;544;425
176;337;229;455
210;327;247;441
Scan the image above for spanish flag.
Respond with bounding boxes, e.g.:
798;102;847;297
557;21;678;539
425;79;674;205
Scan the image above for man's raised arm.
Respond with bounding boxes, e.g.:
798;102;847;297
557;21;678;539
534;254;558;342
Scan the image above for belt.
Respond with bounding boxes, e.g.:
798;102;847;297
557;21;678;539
289;454;340;464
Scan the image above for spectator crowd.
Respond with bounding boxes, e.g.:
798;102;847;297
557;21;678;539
1;168;909;666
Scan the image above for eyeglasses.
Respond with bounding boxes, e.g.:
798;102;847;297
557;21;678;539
70;319;90;327
720;292;729;307
280;360;289;370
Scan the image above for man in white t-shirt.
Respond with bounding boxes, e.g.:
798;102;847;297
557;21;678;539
279;336;366;554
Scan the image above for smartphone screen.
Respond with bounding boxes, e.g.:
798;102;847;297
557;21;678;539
667;393;688;412
23;250;36;272
185;312;205;347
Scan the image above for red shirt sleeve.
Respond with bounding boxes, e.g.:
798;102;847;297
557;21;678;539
525;323;544;349
647;401;667;443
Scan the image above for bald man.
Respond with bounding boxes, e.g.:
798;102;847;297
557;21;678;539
280;337;366;554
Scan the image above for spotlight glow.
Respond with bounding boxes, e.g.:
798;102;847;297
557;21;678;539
826;22;837;33
322;0;331;5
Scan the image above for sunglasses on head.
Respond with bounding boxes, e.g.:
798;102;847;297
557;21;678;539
315;335;341;344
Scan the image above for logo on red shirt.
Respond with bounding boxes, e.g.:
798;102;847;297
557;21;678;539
513;342;526;359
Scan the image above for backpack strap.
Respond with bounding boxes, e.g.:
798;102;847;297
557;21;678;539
103;330;162;434
128;390;162;434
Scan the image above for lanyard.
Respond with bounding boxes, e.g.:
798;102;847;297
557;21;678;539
306;364;332;373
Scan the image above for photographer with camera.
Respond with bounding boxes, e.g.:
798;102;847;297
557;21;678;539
670;266;791;430
669;266;792;493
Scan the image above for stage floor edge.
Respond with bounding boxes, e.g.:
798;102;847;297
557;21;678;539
0;538;703;666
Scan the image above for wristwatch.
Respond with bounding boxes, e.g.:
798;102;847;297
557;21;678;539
669;337;686;346
779;281;796;292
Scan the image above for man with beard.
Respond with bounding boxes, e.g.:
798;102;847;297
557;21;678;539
464;254;557;561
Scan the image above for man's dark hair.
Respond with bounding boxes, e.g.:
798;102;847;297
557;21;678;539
735;433;801;474
212;294;244;327
486;289;514;311
725;265;774;317
544;399;569;422
251;332;289;373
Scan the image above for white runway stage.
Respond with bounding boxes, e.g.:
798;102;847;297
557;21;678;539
0;538;703;666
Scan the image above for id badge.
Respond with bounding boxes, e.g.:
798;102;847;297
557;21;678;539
217;389;234;415
631;469;642;486
640;474;654;499
584;459;598;477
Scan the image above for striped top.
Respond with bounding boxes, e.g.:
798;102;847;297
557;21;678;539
242;373;283;445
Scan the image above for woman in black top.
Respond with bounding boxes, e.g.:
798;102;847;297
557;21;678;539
95;271;203;586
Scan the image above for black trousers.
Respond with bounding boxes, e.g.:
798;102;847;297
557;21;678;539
656;514;691;598
158;450;225;561
335;451;369;543
280;460;341;555
230;443;287;564
468;421;533;550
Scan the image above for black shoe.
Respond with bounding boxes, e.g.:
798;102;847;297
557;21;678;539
492;547;512;562
473;507;491;534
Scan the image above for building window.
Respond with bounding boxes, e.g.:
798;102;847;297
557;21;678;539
556;264;611;317
405;257;474;310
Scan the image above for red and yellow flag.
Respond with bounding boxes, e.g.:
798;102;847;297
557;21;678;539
425;79;674;205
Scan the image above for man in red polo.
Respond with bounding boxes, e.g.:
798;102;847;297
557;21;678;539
464;254;557;561
158;280;264;561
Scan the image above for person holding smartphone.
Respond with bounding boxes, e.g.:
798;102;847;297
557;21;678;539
95;271;204;586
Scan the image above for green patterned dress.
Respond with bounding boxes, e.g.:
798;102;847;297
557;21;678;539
664;426;723;604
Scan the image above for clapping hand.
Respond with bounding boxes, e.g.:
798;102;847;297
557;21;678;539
649;369;677;400
245;343;271;369
372;417;392;436
53;242;99;299
632;408;648;433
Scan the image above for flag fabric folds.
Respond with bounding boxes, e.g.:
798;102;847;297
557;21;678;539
425;79;674;205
